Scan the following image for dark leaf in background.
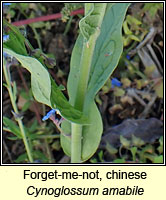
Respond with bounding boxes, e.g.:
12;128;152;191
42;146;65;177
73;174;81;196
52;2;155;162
102;118;163;148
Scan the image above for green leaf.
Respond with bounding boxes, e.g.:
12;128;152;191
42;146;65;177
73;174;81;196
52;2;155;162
61;101;103;161
86;3;130;102
120;135;131;148
105;142;118;155
50;78;89;124
28;119;38;133
20;90;31;100
130;146;137;162
143;3;163;17
128;34;140;42
62;3;130;161
33;150;48;163
22;101;31;112
157;136;163;154
3;49;88;125
3;117;22;138
79;3;109;41
7;136;20;140
126;15;142;25
31;75;51;106
3;19;28;56
113;158;126;163
15;150;48;163
114;87;125;97
58;84;65;91
98;150;104;162
154;79;163;98
19;3;29;11
68;3;130;105
131;135;145;147
14;153;28;163
123;20;132;35
4;48;51;107
153;155;163;163
61;3;84;22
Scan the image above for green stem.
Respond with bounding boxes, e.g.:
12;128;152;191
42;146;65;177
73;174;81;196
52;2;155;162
3;59;33;163
32;26;42;49
71;3;107;163
63;16;73;36
71;124;82;163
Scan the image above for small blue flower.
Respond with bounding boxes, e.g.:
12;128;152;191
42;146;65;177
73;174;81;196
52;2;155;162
111;78;122;88
3;3;11;7
34;160;42;163
3;35;9;42
3;52;9;58
126;54;131;60
42;109;57;121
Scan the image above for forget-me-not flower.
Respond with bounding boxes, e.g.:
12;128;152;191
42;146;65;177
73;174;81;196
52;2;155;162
111;78;122;88
42;109;57;121
3;35;9;42
126;54;131;60
3;3;11;7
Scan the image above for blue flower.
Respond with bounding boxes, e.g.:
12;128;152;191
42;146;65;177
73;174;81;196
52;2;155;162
126;54;131;60
111;78;122;88
3;3;11;7
3;52;9;58
42;109;57;121
3;35;9;42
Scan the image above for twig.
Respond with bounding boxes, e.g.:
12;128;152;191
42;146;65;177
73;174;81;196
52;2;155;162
139;94;157;118
127;88;147;107
12;9;84;26
146;43;163;75
137;47;161;79
129;27;157;56
3;139;13;163
153;41;163;59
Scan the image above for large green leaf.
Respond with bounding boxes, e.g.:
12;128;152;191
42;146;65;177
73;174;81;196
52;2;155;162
3;48;51;107
61;3;130;161
86;3;130;102
3;48;89;125
61;101;103;161
68;3;130;106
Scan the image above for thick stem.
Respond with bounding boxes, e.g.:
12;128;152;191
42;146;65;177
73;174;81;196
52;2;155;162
71;124;82;163
3;59;33;163
74;36;98;110
71;3;107;163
